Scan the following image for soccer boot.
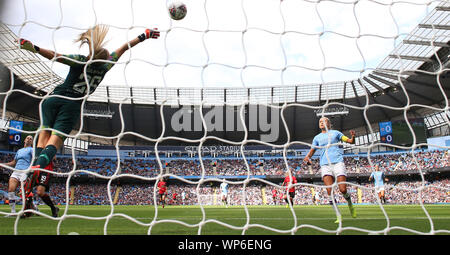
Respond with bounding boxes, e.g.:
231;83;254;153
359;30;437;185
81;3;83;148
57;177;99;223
21;196;34;218
334;215;342;224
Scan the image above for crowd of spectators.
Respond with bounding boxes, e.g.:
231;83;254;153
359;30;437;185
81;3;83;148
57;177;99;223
0;178;448;206
1;149;448;178
1;149;448;206
343;150;450;174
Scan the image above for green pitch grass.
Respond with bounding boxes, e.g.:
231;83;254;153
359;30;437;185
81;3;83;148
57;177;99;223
0;204;449;235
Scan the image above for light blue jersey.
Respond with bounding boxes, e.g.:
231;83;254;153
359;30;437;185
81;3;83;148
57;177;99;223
312;130;344;166
14;147;33;170
370;171;385;187
220;182;229;195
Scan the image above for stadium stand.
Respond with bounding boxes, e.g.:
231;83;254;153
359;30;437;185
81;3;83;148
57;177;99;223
1;149;449;206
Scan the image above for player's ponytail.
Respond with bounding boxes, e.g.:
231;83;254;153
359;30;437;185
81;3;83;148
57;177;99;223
76;24;109;60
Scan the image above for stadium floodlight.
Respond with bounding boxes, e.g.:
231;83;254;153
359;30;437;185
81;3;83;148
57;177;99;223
315;106;349;117
83;109;115;119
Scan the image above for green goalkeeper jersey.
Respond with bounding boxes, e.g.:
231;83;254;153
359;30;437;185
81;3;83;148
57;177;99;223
52;52;119;97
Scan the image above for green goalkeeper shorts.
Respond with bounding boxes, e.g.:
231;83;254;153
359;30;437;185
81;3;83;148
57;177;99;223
41;96;82;139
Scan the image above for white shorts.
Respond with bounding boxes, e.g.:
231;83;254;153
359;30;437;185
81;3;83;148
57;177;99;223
320;162;346;178
10;170;28;182
375;185;385;193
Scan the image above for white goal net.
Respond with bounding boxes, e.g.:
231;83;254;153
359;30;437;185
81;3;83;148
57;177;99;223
0;0;449;236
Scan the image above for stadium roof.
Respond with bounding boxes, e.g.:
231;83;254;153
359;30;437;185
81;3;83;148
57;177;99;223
0;3;449;146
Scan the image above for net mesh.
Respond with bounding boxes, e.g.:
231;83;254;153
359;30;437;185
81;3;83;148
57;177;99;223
0;0;449;235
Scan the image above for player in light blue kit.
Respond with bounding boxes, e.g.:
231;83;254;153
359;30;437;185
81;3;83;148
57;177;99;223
220;181;229;207
1;135;38;216
303;117;357;223
369;164;389;204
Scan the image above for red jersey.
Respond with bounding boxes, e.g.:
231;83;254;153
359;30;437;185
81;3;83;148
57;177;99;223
31;161;54;187
172;193;177;199
157;181;167;194
35;161;54;175
45;161;54;171
272;189;277;197
283;176;297;193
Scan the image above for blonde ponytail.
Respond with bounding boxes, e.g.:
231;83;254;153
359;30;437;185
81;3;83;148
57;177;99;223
76;25;109;60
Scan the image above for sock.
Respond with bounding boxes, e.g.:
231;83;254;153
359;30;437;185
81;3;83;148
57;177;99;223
33;200;39;211
328;195;337;205
33;147;44;165
8;192;16;213
343;192;352;205
34;145;57;168
40;194;55;210
329;197;341;217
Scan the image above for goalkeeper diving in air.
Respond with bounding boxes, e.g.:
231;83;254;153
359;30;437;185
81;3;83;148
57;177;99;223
17;25;160;213
303;117;357;223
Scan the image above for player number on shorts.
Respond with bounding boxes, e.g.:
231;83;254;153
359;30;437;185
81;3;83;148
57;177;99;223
40;175;47;183
73;74;103;94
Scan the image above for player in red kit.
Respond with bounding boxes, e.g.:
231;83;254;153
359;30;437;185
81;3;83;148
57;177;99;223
171;192;178;205
157;178;167;208
282;171;297;207
24;157;59;218
272;188;278;205
278;192;284;201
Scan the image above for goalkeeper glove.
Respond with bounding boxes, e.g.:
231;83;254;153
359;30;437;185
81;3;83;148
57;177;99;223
138;28;160;42
18;39;40;53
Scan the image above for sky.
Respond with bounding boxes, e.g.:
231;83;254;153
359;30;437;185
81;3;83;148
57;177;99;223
0;0;439;89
